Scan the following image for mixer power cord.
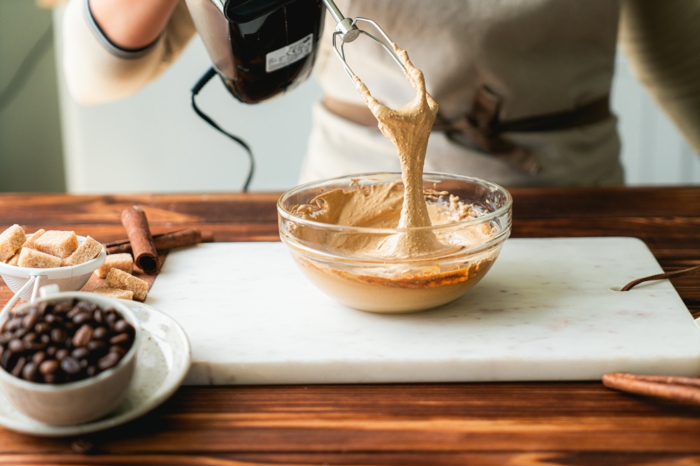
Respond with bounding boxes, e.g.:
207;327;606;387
191;67;255;192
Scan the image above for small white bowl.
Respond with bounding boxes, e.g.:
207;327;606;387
0;292;141;426
0;235;106;302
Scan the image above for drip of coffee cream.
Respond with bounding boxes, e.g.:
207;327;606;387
352;44;446;258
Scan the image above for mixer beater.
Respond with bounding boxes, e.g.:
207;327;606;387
322;0;407;82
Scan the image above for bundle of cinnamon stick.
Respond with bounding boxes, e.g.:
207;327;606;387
113;206;213;274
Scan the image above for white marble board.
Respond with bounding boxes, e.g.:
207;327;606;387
146;238;700;385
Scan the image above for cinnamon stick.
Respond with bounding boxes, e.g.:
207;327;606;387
121;206;159;274
106;228;212;255
602;372;700;406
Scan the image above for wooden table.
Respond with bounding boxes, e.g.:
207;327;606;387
1;187;699;465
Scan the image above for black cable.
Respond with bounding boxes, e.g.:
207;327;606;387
0;23;54;113
191;67;255;192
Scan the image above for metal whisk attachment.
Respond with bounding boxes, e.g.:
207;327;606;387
322;0;406;83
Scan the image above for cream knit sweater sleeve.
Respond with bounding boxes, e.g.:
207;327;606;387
62;0;195;105
619;0;700;153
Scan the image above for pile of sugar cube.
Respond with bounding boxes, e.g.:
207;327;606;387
1;225;149;302
0;225;101;268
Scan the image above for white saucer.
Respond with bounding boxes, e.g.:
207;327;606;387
0;301;191;437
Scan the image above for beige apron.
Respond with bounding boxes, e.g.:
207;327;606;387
301;0;624;186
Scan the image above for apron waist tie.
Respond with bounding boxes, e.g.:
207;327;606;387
323;86;612;175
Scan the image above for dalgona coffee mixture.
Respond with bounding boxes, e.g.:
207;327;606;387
293;44;494;261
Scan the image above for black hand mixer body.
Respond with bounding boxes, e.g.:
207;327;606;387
185;0;399;191
187;0;325;104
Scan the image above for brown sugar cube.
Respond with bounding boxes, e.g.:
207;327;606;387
62;236;103;266
94;253;134;278
18;247;61;268
21;229;46;250
6;252;19;266
0;225;26;262
34;230;79;259
92;286;134;300
105;268;148;301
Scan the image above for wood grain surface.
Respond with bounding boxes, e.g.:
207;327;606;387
0;187;699;465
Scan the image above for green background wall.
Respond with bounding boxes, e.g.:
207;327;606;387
0;1;65;192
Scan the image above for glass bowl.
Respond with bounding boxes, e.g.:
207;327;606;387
278;172;512;313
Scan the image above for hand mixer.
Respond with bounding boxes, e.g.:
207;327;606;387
187;0;407;190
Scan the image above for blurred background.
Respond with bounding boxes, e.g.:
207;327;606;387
1;1;699;194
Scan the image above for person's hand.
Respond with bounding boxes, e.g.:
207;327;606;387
89;0;178;49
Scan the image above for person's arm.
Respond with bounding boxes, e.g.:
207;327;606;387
619;0;700;153
61;0;195;105
89;0;178;50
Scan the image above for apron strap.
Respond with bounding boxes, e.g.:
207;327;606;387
434;86;611;174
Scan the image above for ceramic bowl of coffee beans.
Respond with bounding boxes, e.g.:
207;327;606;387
0;292;141;425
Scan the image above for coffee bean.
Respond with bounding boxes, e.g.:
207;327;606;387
73;312;93;326
97;352;120;371
32;351;46;366
40;334;50;345
105;313;117;329
73;325;93;348
53;301;73;314
43;374;57;384
87;340;107;352
34;322;51;335
109;333;130;346
93;309;104;324
51;328;67;344
71;347;90;360
0;332;13;345
79;359;88;369
55;348;69;361
46;346;57;357
1;348;14;369
39;359;59;376
113;320;134;335
75;301;94;313
92;326;108;340
6;318;22;332
22;362;39;382
11;357;26;378
8;339;24;354
13;328;27;339
109;345;126;357
44;314;57;325
67;307;82;319
22;313;39;331
61;357;81;375
86;366;97;377
22;332;37;343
